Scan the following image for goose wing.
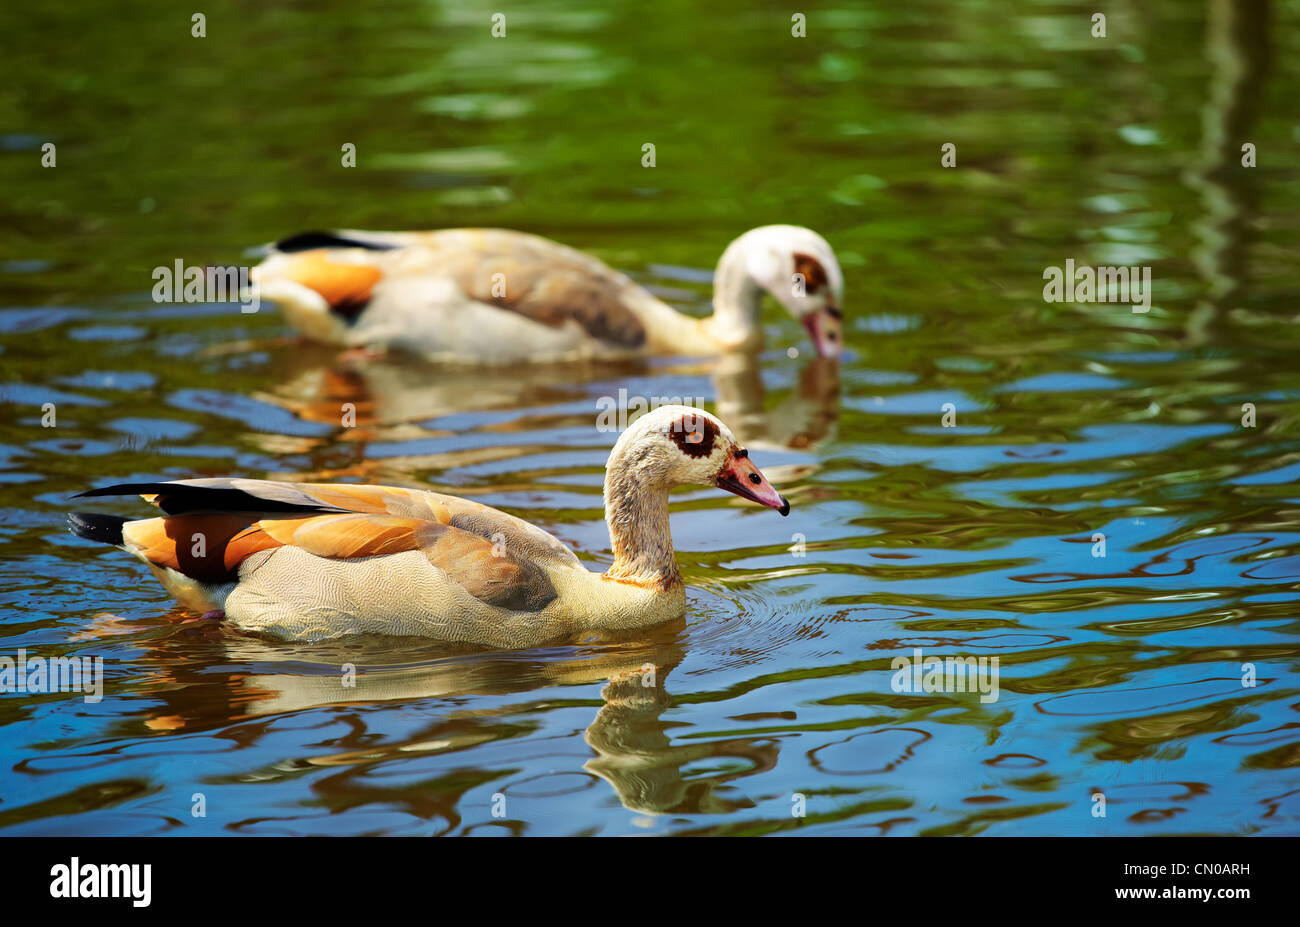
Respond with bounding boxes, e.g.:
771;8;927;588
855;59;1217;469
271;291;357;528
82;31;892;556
74;479;582;612
257;228;651;348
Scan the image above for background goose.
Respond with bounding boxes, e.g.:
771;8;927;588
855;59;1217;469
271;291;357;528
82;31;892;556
251;226;844;364
68;406;788;648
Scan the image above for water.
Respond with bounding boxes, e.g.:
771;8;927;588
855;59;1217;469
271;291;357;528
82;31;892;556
1;0;1298;835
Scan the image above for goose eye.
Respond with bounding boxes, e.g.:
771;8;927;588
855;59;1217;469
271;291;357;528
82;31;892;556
686;430;703;444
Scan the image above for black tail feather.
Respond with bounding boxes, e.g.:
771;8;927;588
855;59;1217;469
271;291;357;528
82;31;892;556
73;480;344;515
68;513;127;546
74;482;180;500
273;231;399;254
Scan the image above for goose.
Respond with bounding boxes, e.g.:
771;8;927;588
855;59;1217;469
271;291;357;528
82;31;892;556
68;406;789;648
251;225;844;364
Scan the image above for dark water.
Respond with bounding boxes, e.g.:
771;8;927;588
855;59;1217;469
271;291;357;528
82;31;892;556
1;0;1298;835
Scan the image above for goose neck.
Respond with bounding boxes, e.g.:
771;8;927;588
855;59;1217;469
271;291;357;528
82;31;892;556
603;465;680;589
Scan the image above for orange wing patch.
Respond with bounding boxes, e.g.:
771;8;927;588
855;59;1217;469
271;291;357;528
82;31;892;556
277;252;383;316
259;513;436;558
124;513;423;584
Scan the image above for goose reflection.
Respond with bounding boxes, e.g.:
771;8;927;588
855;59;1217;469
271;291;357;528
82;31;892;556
255;341;647;431
712;350;840;451
584;664;778;815
90;615;779;821
248;340;839;469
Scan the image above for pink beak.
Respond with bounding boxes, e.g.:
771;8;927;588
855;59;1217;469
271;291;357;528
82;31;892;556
801;306;844;359
715;450;790;516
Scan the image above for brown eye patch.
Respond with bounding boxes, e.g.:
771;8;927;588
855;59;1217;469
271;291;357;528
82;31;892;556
793;252;829;295
668;414;719;458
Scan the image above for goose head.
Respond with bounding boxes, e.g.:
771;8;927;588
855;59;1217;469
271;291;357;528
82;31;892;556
606;405;789;515
712;225;845;359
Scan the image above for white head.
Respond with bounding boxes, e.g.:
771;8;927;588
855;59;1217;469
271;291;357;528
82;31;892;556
712;225;845;358
605;405;788;514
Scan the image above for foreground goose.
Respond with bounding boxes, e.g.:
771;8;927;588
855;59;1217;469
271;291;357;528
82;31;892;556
252;225;844;363
69;406;788;647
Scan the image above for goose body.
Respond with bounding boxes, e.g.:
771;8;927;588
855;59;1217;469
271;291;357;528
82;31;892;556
252;226;844;364
69;407;788;648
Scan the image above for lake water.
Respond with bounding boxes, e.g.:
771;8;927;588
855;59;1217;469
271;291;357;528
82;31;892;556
1;0;1297;836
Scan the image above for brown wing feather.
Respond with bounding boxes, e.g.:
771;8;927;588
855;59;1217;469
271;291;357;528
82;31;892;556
396;229;648;348
421;525;557;612
448;255;647;348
